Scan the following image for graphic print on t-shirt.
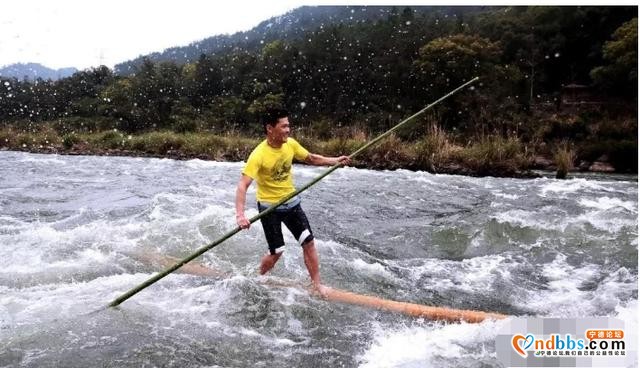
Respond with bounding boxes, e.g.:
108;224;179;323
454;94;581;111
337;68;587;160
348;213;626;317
270;157;291;182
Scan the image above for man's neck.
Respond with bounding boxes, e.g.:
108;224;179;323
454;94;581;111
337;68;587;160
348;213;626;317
266;136;283;148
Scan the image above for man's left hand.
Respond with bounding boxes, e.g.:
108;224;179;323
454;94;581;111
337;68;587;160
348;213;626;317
336;156;351;166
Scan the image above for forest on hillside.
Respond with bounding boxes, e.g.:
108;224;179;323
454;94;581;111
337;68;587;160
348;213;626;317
0;6;637;173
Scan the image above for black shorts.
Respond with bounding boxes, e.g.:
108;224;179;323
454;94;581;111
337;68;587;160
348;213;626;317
257;202;314;255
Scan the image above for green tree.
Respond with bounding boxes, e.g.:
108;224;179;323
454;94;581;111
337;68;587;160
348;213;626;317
413;34;513;132
186;54;223;108
100;78;137;132
248;92;285;116
590;18;638;98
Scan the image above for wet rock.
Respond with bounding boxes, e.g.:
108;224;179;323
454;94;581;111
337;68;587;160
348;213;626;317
533;156;553;168
578;160;591;171
589;161;615;172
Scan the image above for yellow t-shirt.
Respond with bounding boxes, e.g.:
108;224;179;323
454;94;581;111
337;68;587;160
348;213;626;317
242;138;309;203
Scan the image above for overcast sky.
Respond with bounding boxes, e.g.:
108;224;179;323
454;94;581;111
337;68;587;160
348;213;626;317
0;0;312;70
2;1;631;71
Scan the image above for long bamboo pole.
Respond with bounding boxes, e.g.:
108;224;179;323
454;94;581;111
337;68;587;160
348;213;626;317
108;77;479;308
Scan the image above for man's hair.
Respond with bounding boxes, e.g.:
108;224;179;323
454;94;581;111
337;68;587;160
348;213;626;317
262;108;289;133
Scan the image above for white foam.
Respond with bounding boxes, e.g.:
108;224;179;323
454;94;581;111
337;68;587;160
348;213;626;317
1;272;153;326
393;254;513;295
350;259;395;279
402;174;442;187
18;154;67;165
141;278;231;317
592;268;638;312
493;192;519;200
184;159;243;170
492;206;636;234
0;215;29;231
238;327;261;337
0;218;139;274
539;178;629;197
574;211;636;233
279;285;307;307
359;319;509;367
515;254;637;318
492;209;551;230
579;197;637;213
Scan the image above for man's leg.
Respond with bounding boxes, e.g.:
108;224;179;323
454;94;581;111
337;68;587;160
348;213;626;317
258;204;285;275
282;204;327;296
302;240;328;296
260;251;283;275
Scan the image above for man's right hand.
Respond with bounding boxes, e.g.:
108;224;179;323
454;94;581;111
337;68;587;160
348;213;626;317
236;214;250;229
235;174;253;230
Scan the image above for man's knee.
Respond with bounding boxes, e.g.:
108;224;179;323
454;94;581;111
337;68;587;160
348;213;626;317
303;236;314;245
298;229;314;248
302;238;315;252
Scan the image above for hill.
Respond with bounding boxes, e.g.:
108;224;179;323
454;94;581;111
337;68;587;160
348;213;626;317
114;6;486;75
0;63;77;81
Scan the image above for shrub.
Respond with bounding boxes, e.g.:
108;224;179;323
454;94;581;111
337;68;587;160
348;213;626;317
180;133;224;157
322;136;365;157
137;132;186;154
0;128;14;147
365;134;412;169
172;118;198;133
63;134;81;149
94;130;125;149
52;117;98;135
307;118;335;140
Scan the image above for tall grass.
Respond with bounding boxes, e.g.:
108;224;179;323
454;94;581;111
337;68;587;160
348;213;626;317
413;124;457;170
454;135;532;175
554;141;575;179
0;125;61;149
127;131;186;153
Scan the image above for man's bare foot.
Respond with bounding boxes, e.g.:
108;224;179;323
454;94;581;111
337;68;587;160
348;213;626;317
311;283;330;298
259;252;282;275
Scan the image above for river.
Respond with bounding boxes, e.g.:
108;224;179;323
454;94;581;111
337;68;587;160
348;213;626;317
0;151;637;367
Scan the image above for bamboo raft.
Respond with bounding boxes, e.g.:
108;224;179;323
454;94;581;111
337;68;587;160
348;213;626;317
132;250;507;324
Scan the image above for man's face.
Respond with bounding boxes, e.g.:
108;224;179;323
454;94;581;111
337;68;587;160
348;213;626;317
268;117;290;144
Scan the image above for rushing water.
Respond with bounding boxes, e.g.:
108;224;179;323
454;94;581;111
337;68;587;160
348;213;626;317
0;151;637;367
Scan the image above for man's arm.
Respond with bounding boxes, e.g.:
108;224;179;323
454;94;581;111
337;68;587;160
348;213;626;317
235;174;253;229
304;153;351;167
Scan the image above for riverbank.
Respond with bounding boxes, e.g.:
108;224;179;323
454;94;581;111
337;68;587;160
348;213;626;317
0;126;621;178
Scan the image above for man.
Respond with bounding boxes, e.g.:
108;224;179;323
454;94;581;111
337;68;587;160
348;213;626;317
235;108;350;295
